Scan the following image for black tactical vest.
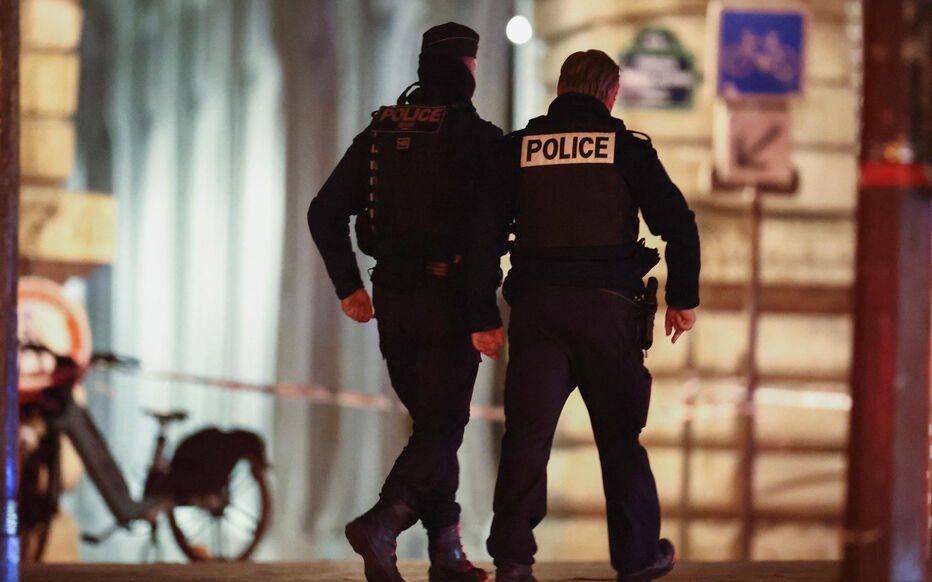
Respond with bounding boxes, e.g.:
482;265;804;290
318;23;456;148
513;115;637;252
355;103;467;261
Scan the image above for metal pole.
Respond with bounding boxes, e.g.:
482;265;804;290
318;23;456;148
738;185;761;560
844;0;932;580
678;384;694;560
0;0;19;578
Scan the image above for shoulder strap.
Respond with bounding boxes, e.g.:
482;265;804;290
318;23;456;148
628;130;652;143
396;82;420;105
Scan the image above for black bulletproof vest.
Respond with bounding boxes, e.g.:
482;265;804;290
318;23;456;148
355;103;466;261
514;115;636;252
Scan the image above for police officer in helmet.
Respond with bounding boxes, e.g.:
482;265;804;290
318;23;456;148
472;50;700;582
308;22;503;582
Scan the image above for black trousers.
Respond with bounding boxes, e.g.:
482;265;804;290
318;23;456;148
373;283;480;531
486;286;659;575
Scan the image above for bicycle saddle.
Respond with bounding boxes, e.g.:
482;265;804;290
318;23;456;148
144;409;188;424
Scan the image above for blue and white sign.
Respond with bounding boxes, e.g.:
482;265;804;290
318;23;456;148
717;7;807;99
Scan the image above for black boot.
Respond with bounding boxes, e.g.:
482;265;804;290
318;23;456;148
427;524;489;582
494;562;536;582
618;538;676;582
345;499;419;582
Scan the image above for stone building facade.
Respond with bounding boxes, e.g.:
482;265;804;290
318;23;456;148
20;0;113;278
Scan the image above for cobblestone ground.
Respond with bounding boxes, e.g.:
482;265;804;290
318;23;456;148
23;561;841;581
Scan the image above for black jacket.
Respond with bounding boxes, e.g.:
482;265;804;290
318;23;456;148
469;92;700;325
308;89;504;330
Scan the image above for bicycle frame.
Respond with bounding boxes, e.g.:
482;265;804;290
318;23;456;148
49;394;158;526
20;354;272;561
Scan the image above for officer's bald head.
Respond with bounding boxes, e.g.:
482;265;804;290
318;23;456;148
557;50;620;110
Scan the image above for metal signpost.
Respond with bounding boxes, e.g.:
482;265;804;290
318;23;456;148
708;0;808;560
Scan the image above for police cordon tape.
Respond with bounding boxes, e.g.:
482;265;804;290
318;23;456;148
103;367;510;421
87;367;851;422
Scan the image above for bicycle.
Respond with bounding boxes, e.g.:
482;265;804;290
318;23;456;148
17;345;272;563
719;29;800;86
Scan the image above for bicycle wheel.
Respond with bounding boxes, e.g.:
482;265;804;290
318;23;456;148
167;456;271;561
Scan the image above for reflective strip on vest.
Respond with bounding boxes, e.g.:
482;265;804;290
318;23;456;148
521;132;616;168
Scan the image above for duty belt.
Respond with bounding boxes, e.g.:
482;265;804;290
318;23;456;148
371;256;463;290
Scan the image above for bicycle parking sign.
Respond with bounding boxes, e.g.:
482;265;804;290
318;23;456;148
715;4;807;99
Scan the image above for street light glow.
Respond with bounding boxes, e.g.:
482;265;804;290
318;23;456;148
506;15;533;45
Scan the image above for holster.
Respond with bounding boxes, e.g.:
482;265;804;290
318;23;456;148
636;277;659;350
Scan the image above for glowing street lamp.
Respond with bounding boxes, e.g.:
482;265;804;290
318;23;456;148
506;15;533;45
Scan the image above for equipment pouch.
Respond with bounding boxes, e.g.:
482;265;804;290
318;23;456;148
427;257;466;291
637;277;659;350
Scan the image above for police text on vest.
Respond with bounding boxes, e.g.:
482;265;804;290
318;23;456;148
379;106;445;123
521;133;615;167
372;105;446;133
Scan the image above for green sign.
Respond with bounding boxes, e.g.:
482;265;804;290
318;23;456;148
619;27;698;109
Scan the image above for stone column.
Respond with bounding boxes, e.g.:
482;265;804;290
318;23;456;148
843;0;932;579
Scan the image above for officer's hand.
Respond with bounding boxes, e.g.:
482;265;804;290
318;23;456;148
665;308;696;344
340;288;373;323
472;327;505;359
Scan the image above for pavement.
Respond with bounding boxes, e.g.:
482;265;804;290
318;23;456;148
22;561;841;581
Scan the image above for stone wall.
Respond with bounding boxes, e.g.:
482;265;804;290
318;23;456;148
20;0;114;275
531;0;858;561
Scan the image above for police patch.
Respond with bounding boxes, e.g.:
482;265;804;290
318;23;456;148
521;132;616;168
371;105;446;133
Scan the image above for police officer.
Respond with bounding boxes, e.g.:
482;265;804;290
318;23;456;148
472;50;700;582
308;22;502;582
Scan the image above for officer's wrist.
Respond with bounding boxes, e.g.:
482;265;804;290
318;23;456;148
469;318;503;334
336;284;365;300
